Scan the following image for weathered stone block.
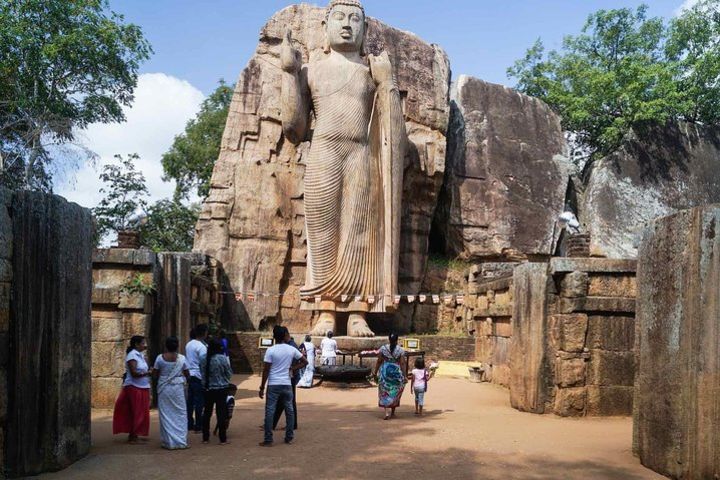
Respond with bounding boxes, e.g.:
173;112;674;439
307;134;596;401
549;314;588;353
91;313;123;342
550;258;637;274
92;248;136;265
635;205;720;478
586;385;633;416
560;271;589;298
588;274;637;298
493;318;513;338
559;296;635;314
122;313;150;337
91;342;126;378
553;387;586;417
118;291;147;310
587;350;634;386
586;315;634;351
555;357;587;387
92;287;120;305
91;378;121;409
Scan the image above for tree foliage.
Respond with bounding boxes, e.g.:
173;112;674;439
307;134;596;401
0;0;152;191
139;199;199;252
92;154;148;241
161;80;233;200
508;1;720;157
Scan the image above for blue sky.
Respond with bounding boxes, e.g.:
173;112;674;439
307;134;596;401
109;0;687;95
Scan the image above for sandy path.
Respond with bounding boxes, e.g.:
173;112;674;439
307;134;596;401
36;375;662;480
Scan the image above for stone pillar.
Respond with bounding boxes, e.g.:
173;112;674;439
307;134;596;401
509;262;552;413
635;206;720;479
5;191;93;477
0;189;12;480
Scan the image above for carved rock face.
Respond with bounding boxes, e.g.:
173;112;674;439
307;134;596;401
324;4;365;53
193;4;450;331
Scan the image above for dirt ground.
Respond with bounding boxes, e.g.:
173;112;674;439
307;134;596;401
36;375;662;480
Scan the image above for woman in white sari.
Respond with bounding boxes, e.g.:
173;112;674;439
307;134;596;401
297;335;316;388
153;336;190;450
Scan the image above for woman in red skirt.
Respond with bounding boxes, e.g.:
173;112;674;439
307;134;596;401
113;335;152;443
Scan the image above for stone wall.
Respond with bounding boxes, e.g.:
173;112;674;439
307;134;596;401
3;191;93;477
91;249;155;408
635;206;720;479
91;250;226;408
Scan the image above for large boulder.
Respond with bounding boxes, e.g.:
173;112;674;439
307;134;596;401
193;4;450;330
436;76;571;261
582;122;720;258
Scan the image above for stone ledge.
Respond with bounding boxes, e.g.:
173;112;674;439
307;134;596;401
559;296;635;314
550;258;637;274
92;248;156;267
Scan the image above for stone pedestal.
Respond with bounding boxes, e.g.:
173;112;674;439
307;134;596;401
635;206;720;479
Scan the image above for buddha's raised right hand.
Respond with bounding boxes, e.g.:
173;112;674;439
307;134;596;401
281;29;302;74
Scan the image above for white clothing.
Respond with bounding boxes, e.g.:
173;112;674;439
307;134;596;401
154;354;189;449
185;339;207;379
412;368;428;390
320;337;337;357
297;342;316;388
123;349;150;389
264;344;303;386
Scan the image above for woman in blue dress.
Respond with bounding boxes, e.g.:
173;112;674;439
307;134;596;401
373;333;407;420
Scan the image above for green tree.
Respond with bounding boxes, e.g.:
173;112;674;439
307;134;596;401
666;0;720;124
161;80;233;200
0;0;152;191
92;154;148;242
508;5;687;157
139;199;199;252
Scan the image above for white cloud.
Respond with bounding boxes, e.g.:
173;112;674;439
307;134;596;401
675;0;700;16
56;73;205;209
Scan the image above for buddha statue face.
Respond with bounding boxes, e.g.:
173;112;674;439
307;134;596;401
324;2;366;54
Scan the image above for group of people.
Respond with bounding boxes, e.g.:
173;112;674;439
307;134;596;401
111;324;436;449
112;324;234;449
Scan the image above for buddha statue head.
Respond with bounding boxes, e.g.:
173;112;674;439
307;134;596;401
323;0;367;55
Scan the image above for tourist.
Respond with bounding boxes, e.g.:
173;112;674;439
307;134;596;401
113;335;152;443
410;357;434;416
200;338;233;445
259;325;307;446
320;330;338;365
272;328;301;430
153;336;190;450
373;333;407;420
297;335;316;388
185;324;208;433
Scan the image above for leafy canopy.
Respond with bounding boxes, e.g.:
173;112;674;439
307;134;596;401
0;0;151;191
93;154;199;251
161;80;233;200
508;1;720;157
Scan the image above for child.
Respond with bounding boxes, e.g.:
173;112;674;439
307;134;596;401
410;357;434;416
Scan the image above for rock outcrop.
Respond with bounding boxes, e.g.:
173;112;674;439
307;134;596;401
436;76;571;261
635;205;720;478
194;4;450;330
581;122;720;258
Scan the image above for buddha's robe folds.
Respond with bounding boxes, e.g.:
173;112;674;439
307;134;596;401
300;62;406;312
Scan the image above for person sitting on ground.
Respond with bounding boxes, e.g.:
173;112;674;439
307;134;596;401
199;338;233;445
259;325;308;446
273;327;301;431
113;335;152;444
297;335;316;388
320;330;338;366
410;357;435;416
153;336;190;449
185;324;208;433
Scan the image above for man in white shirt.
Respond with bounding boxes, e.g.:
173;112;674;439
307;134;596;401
259;326;307;446
185;324;208;432
320;330;338;366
